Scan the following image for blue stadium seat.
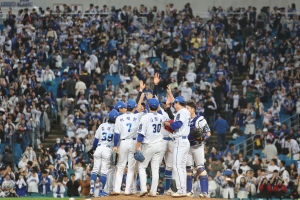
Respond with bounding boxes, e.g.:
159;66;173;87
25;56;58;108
278;154;288;161
151;57;160;64
252;150;263;158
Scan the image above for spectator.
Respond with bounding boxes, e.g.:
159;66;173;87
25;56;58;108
231;124;243;139
66;173;80;197
79;173;91;197
208;158;224;177
273;179;287;198
257;178;272;199
52;179;65;198
39;170;51;195
221;175;235;199
1;174;14;196
15;174;27;197
263;139;278;162
213;114;228;151
26;170;39;194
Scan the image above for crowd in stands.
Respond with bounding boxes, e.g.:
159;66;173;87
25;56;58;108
0;1;299;199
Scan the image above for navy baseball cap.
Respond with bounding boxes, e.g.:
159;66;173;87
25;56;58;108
127;99;137;109
148;98;159;109
115;101;126;109
174;96;185;104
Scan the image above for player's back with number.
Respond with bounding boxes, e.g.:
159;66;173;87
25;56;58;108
95;123;115;146
138;113;164;143
115;113;143;139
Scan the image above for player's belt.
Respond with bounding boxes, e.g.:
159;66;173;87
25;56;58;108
121;138;136;140
172;136;187;141
97;144;111;148
190;141;202;147
163;137;172;141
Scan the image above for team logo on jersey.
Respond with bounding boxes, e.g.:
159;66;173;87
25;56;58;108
138;124;142;132
175;114;180;121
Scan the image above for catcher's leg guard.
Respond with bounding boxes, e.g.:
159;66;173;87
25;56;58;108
186;166;193;193
197;166;208;196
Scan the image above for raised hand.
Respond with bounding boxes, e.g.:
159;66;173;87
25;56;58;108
154;73;161;85
166;85;172;94
139;80;146;92
146;93;153;99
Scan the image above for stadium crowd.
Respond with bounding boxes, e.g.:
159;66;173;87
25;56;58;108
0;1;299;199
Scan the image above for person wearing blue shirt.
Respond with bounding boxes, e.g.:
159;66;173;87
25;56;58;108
108;36;117;54
214;64;227;79
283;94;294;116
266;72;276;92
39;170;51;195
235;108;247;131
213;114;228;151
223;144;235;158
127;22;136;36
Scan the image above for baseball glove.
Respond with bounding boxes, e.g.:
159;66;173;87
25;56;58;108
190;128;205;142
165;119;174;133
87;149;94;159
134;150;145;162
110;151;119;165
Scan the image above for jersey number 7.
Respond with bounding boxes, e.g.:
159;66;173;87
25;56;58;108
126;123;132;132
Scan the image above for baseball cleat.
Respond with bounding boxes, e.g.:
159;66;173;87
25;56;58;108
164;189;175;196
99;191;108;197
90;189;95;197
172;192;187;198
124;193;133;196
199;192;209;198
187;191;194;197
148;192;156;197
139;191;148;197
110;191;120;196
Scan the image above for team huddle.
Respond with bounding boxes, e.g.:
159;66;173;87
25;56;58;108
89;74;211;198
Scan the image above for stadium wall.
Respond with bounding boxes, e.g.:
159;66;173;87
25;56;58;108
28;0;300;14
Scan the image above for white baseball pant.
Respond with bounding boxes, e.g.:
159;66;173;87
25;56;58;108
139;140;163;195
173;138;190;194
114;138;137;194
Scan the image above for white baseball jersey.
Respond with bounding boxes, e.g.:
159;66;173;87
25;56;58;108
159;110;171;137
138;112;164;144
114;112;144;139
95;122;115;146
76;128;88;138
172;108;191;138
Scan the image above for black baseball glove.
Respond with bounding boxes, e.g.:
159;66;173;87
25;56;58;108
110;151;119;165
190;128;205;142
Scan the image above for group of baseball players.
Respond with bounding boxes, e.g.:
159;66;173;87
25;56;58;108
89;73;211;198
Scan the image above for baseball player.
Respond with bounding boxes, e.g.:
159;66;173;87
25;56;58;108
159;103;175;195
164;96;191;197
115;101;127;115
90;109;119;197
101;101;127;195
135;98;164;197
186;102;211;198
111;98;144;195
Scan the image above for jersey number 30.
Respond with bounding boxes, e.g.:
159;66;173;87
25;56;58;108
152;124;161;133
102;132;113;141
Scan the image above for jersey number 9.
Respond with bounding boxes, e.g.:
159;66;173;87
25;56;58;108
102;132;113;141
152;124;161;133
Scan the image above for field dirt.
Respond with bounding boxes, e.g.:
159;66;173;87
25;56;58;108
90;194;222;200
